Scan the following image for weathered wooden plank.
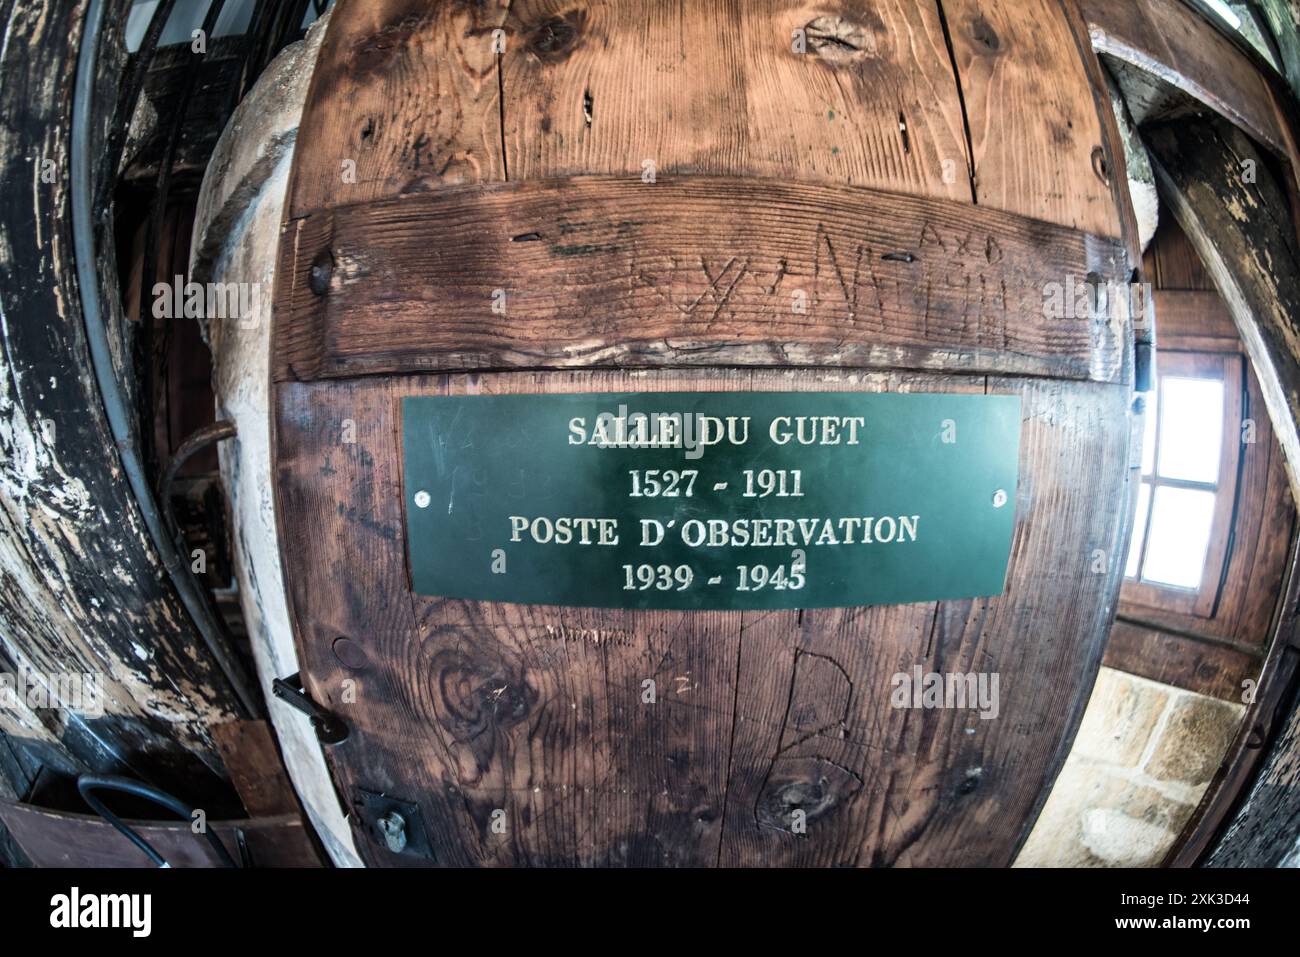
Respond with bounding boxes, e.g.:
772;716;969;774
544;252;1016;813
1061;0;1149;387
720;376;1131;865
210;720;303;819
276;376;485;866
1104;620;1263;700
0;800;321;868
1234;423;1298;640
1252;0;1300;102
1082;0;1290;157
287;0;512;217
0;0;241;793
939;0;1123;238
1153;289;1238;342
274;368;1131;866
1147;219;1218;291
272;175;1129;383
289;0;972;219
499;0;972;201
1063;0;1148;264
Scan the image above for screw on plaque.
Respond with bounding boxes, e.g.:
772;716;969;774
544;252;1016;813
378;811;408;853
356;790;436;860
271;672;349;744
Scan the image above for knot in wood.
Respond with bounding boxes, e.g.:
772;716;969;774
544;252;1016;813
803;16;875;63
756;757;863;829
526;11;585;62
969;15;1000;53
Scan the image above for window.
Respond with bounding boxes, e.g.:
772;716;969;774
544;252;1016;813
1124;352;1243;616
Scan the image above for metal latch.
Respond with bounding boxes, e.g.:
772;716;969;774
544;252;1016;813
272;672;349;745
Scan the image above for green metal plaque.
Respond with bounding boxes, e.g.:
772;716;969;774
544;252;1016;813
401;392;1021;610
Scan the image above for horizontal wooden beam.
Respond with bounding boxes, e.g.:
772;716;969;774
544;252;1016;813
273;175;1131;383
1105;618;1263;701
0;799;321;867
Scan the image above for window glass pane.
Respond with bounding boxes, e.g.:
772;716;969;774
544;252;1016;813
1156;377;1224;484
1125;482;1152;579
1142;486;1217;588
1141;388;1158;476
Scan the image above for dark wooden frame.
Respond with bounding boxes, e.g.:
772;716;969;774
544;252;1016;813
0;0;246;798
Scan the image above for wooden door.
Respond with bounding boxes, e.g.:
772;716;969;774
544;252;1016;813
271;0;1140;866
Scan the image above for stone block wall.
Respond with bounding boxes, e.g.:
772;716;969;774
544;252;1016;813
1016;667;1244;866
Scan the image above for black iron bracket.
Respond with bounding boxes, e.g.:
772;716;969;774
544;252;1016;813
272;673;349;745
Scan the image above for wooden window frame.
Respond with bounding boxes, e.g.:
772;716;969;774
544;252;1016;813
1123;350;1243;618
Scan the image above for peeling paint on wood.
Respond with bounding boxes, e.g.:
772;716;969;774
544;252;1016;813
0;0;241;790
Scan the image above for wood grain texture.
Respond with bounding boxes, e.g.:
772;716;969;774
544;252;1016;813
272;0;1138;867
1147;218;1217;291
273;175;1130;383
1152;290;1237;342
210;720;305;819
0;800;321;868
1082;0;1289;157
1254;0;1300;102
288;0;974;218
1204;650;1300;866
940;0;1123;238
287;0;512;217
1060;0;1146;269
498;0;972;200
273;369;1131;866
1104;620;1263;701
